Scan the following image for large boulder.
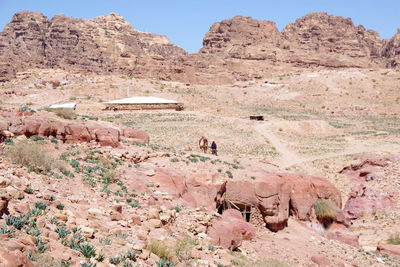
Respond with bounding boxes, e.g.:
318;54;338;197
0;111;149;148
343;185;397;220
122;128;150;144
0;247;34;267
216;172;341;231
326;222;359;247
207;209;255;250
377;242;400;259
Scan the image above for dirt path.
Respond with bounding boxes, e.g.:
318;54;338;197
254;122;400;170
254;123;304;168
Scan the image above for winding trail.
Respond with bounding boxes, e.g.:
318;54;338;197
254;122;400;169
254;123;303;168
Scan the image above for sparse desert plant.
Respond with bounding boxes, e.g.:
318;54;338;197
54;108;75;120
24;186;34;194
35;237;47;253
147;239;172;260
35;201;47;210
61;259;72;267
125;250;136;261
156;259;176;267
0;224;14;237
226;170;233;179
96;252;105;262
175;237;196;264
80;262;96;267
387;232;400;245
109;256;121;265
252;258;290;267
29;208;43;217
123;262;133;267
314;199;337;224
79;243;96;258
5;140;53;173
5;215;26;230
56;225;71;239
56;203;65;210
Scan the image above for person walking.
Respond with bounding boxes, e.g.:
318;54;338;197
211;141;217;156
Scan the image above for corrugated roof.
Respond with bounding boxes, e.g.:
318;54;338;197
104;96;178;104
49;103;76;109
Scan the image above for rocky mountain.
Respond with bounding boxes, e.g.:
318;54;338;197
195;13;389;82
382;28;400;67
0;11;399;83
0;11;187;82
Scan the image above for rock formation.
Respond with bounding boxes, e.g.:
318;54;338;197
0;11;187;82
0;11;399;83
0;110;149;147
382;28;400;67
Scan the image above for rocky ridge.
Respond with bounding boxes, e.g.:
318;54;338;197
1;12;400;83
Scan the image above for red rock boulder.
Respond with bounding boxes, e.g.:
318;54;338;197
207;209;255;250
216;172;342;232
122;128;150;144
377;242;400;258
343;185;397;220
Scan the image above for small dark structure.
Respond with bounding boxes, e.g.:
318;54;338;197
249;115;264;121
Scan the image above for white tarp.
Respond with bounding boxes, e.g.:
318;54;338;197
49;102;76;110
104;96;178;104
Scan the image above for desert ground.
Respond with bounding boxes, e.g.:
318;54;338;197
0;67;399;266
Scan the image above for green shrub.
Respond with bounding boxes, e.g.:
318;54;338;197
125;250;136;261
387;232;400;245
0;224;14;237
29;208;43;217
35;201;47;210
79;243;96;258
170;158;179;163
4;138;13;145
109;256;121;265
56;203;65;210
5;141;53;173
35;237;47;253
24;186;34;194
56;225;71;239
54;108;75;120
96;252;105;262
156;259;176;267
5;215;26;230
147;239;172;260
314;199;337;222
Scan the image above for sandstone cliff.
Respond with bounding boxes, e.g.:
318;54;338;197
0;11;399;83
0;11;187;81
382;28;400;67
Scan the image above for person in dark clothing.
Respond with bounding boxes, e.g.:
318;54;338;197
211;141;217;155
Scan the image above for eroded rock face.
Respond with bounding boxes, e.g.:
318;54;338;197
383;28;400;67
0;110;149;147
281;12;383;68
217;172;342;232
0;11;187;82
343;185;397;220
1;11;400;83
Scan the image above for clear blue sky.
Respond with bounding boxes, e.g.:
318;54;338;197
0;0;399;53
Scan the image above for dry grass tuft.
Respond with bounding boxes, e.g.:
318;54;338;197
53;108;75;120
5;140;53;173
387;232;400;245
314;199;338;221
146;239;172;260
